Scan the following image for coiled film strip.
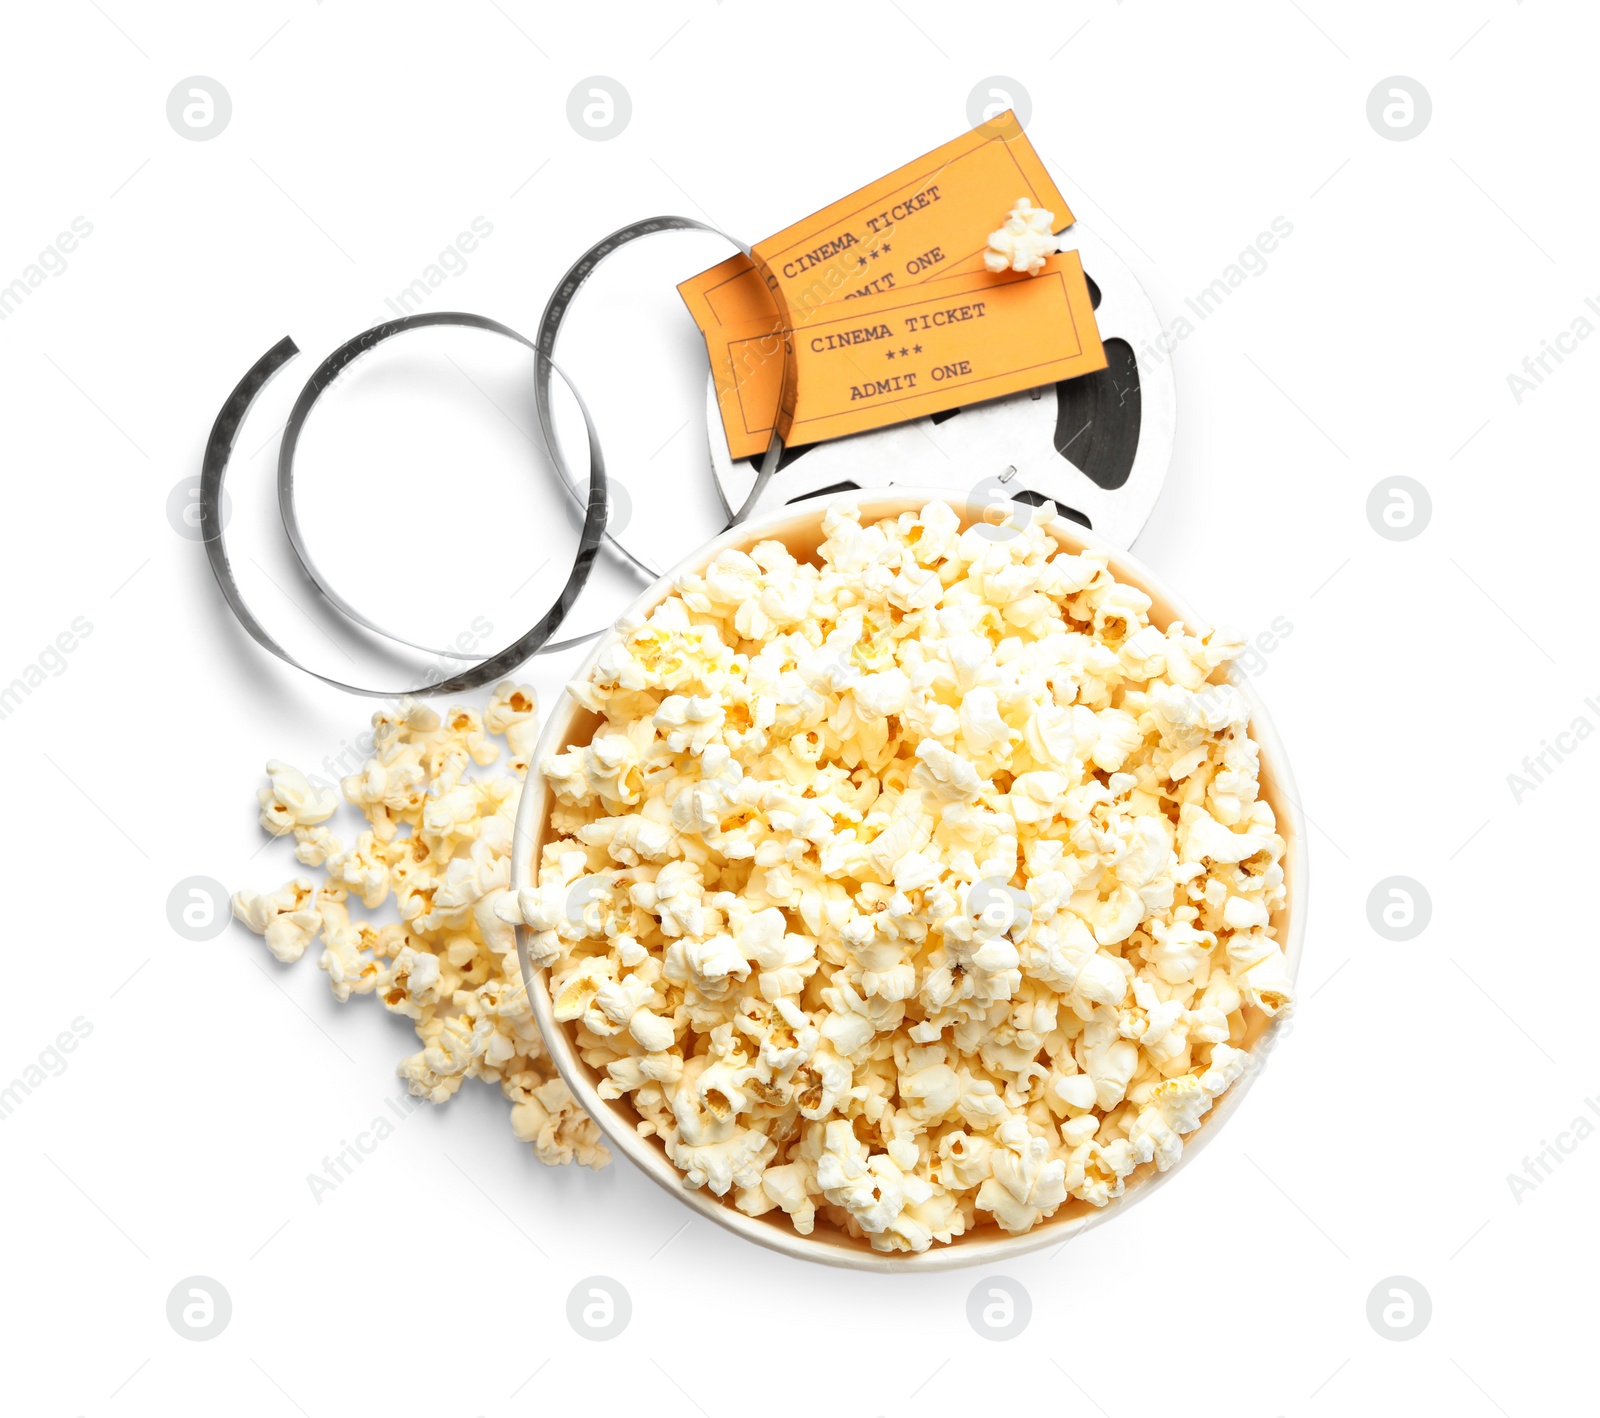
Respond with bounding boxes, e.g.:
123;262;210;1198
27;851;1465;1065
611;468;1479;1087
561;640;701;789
199;216;788;698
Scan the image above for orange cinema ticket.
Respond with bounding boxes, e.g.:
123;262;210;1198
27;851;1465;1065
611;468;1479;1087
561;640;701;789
678;113;1085;456
706;250;1106;451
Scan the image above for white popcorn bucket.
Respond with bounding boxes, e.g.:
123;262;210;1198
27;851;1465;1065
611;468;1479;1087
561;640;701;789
511;488;1306;1272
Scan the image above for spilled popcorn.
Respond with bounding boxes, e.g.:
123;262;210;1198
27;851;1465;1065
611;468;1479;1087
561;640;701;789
984;196;1063;277
234;686;609;1170
508;500;1292;1252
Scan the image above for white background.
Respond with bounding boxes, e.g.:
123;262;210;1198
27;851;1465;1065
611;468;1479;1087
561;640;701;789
2;1;1593;1414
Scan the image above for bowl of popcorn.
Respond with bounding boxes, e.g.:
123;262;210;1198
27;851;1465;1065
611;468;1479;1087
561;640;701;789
508;491;1304;1269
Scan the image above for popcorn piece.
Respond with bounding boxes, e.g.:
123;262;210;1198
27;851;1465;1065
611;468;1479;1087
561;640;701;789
317;901;381;1002
762;1162;818;1234
983;197;1062;277
232;878;322;963
257;761;339;836
1235;939;1296;1016
978;1118;1069;1231
485;682;540;762
510;1076;608;1168
912;739;985;804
